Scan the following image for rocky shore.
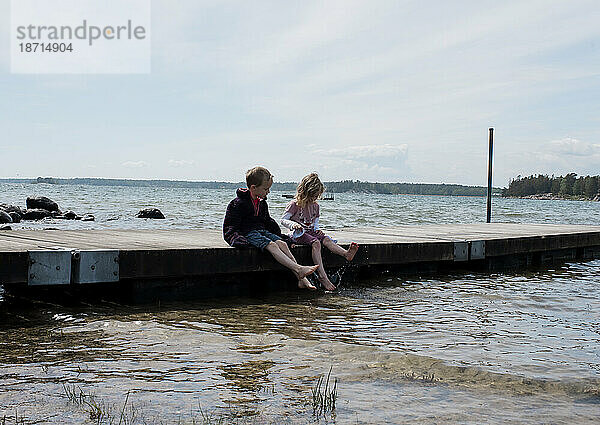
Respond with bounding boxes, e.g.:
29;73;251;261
508;193;600;201
0;196;167;228
0;196;95;227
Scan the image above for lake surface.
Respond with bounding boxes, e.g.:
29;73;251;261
2;182;600;231
1;183;599;423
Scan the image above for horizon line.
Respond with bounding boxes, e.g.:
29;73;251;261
0;176;502;188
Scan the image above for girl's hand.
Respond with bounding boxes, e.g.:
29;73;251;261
292;222;304;230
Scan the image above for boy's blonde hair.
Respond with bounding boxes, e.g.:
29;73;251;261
246;166;272;188
295;173;324;207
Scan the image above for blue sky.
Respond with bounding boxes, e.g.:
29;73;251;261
1;0;599;186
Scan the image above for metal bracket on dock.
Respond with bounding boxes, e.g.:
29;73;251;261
470;241;485;260
453;242;469;262
28;250;72;286
27;249;120;285
453;241;486;262
71;250;120;284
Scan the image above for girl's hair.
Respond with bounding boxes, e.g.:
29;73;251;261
295;173;324;207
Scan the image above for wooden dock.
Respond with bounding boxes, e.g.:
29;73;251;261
1;223;600;300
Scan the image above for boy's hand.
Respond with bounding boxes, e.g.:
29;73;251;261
291;222;304;230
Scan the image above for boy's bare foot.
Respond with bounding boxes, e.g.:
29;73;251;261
298;277;317;290
295;264;319;279
318;274;336;291
344;242;359;261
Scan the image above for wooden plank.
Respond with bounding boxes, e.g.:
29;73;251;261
2;224;600;252
2;224;600;286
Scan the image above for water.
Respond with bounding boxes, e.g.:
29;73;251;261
2;182;600;231
1;182;600;423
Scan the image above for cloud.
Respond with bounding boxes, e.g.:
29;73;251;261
168;159;195;167
305;144;410;182
315;144;408;160
497;137;600;185
547;138;600;157
4;1;600;185
122;161;149;168
0;1;9;71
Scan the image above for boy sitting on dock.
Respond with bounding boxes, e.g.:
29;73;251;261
223;166;319;290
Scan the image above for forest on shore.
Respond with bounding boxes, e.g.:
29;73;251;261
0;177;502;196
502;173;600;200
7;175;599;199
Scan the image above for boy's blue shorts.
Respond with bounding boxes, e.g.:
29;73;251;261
245;229;282;250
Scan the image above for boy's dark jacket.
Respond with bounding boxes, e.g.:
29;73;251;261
223;188;283;247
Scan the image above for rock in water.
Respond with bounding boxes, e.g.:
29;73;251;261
8;212;21;223
26;196;60;212
22;209;54;220
0;225;11;231
0;211;12;224
81;214;95;222
136;208;165;219
63;210;78;220
0;204;24;216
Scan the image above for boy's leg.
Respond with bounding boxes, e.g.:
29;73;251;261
298;277;317;290
275;239;296;262
310;240;336;291
265;242;318;280
323;237;359;261
247;231;318;289
273;240;318;290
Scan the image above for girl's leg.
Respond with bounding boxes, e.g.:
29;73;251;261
323;238;359;261
311;240;336;291
346;242;359;261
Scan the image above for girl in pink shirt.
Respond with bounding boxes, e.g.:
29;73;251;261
281;173;359;291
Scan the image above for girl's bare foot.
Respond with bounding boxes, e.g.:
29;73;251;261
295;264;319;279
298;277;317;290
318;274;336;291
344;242;359;261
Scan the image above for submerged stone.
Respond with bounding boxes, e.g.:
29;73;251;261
8;212;21;223
0;210;12;224
0;204;24;216
22;208;54;220
63;210;78;220
137;208;165;219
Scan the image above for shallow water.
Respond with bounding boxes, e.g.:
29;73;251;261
1;261;599;423
1;183;600;423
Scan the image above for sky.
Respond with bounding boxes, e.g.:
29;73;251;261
0;0;599;186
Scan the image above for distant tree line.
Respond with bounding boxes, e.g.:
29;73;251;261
323;180;499;196
502;173;600;199
0;177;502;197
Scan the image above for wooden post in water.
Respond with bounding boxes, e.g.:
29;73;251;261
486;127;494;223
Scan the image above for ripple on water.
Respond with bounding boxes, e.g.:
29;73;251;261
0;259;599;422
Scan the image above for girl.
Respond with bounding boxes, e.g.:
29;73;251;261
281;173;359;291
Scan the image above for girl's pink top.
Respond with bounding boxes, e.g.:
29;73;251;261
282;200;319;227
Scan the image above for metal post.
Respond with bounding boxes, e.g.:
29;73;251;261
486;128;494;223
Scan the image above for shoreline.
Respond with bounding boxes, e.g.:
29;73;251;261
504;193;600;202
0;178;502;197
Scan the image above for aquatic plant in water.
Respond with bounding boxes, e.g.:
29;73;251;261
311;366;338;417
62;385;138;425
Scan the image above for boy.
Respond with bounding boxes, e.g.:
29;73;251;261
223;166;319;290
